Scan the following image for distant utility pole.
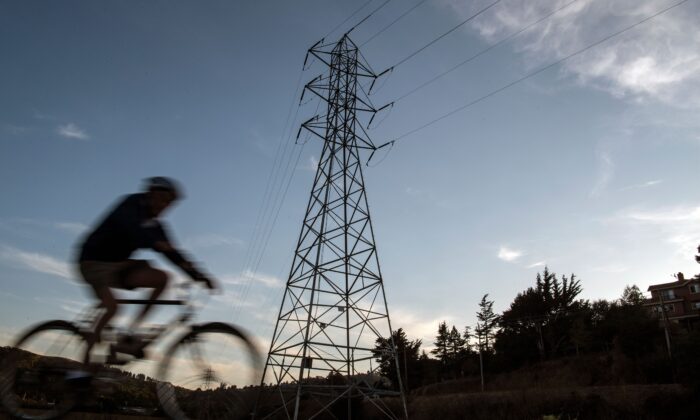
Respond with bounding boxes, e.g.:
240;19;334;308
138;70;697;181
254;35;407;420
658;288;672;360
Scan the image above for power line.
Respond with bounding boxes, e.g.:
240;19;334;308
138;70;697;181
324;0;375;39
347;0;393;35
233;98;322;320
360;0;430;47
391;0;501;69
230;69;306;318
391;0;692;143
394;0;581;103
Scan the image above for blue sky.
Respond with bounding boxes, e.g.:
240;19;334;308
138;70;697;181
1;0;699;360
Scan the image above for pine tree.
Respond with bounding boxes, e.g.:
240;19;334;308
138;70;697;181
431;321;450;362
475;294;498;351
448;325;466;360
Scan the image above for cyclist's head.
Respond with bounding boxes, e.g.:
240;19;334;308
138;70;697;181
143;176;183;216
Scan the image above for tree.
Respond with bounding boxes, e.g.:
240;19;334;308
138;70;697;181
373;328;422;391
462;326;472;352
431;321;450;363
447;325;466;359
494;267;584;367
474;294;498;352
620;284;645;306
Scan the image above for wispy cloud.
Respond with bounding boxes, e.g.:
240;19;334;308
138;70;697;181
1;123;29;135
622;206;700;224
527;261;546;268
54;222;88;235
0;245;72;280
391;308;454;352
221;269;282;288
303;155;319;172
186;233;244;249
616;204;700;259
590;149;614;197
620;179;663;191
405;187;423;196
57;123;89;140
0;218;87;237
457;0;700;108
498;246;523;262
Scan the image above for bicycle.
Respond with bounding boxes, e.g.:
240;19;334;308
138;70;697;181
0;283;262;419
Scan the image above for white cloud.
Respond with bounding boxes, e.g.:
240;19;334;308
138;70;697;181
622;206;700;224
391;308;453;353
458;0;700;108
616;204;700;259
527;261;546;268
497;246;523;262
304;155;319;171
57;123;89;140
186;233;244;249
620;179;663;191
0;245;72;280
54;222;88;235
221;269;282;288
1;123;29;135
590;149;614;197
405;187;423;196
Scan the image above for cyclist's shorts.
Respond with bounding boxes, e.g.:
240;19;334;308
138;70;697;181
79;259;152;290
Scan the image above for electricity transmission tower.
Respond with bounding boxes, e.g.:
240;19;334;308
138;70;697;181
255;35;408;420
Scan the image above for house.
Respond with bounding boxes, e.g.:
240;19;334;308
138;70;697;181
643;272;700;325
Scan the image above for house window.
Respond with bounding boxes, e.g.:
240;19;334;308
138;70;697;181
692;302;700;310
690;284;700;294
654;304;675;313
660;290;675;300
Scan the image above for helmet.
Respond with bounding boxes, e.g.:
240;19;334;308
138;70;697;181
144;176;183;200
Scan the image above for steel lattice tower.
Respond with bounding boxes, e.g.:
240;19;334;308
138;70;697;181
256;35;408;420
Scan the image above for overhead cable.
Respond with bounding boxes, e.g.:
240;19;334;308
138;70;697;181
390;0;692;143
346;0;393;35
324;0;375;39
394;0;581;103
391;0;501;69
360;0;430;47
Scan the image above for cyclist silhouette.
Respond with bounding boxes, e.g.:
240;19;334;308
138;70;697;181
77;177;217;358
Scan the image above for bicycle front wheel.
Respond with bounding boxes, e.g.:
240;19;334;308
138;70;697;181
156;322;261;420
0;320;88;419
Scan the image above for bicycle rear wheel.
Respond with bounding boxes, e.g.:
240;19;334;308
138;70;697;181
0;320;88;419
156;322;261;420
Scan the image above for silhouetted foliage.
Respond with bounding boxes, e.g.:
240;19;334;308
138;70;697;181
620;284;645;306
475;294;498;352
431;321;450;363
373;328;422;391
494;267;585;367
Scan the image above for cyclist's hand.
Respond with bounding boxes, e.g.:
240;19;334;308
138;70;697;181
196;275;219;291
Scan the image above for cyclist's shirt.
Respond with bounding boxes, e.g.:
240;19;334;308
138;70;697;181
79;193;187;267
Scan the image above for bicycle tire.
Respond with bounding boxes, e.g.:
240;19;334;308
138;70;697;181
156;322;262;420
0;320;88;420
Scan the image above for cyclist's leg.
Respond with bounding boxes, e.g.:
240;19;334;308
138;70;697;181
79;262;120;349
120;265;169;331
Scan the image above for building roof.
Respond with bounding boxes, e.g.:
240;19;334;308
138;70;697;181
647;279;689;291
647;272;700;291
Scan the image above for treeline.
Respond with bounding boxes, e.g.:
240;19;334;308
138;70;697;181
374;267;700;392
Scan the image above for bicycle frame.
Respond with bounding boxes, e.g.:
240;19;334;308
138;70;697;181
73;283;207;360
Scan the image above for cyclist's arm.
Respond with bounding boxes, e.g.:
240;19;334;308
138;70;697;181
147;223;215;288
